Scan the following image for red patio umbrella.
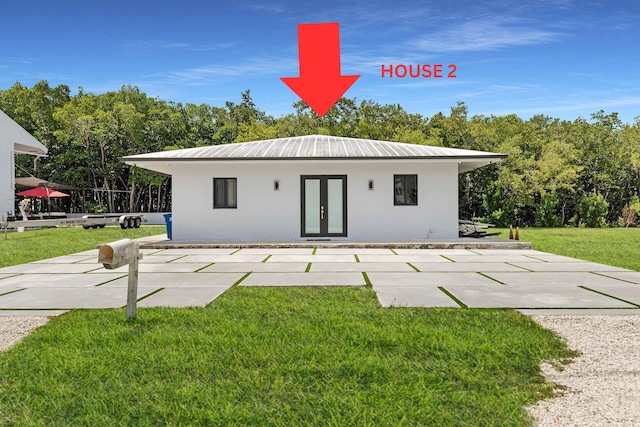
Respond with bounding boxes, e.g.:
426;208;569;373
16;187;69;198
16;187;70;217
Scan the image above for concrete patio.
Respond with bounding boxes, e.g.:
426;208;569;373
0;245;638;316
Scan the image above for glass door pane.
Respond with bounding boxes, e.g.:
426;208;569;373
327;178;343;234
304;179;320;234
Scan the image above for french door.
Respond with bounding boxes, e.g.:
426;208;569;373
301;175;347;237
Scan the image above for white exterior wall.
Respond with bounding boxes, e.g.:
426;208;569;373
171;160;459;241
0;146;13;217
1;110;47;218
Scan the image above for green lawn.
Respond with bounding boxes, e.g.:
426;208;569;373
0;288;575;426
0;226;164;268
494;227;640;271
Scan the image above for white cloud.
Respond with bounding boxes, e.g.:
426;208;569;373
239;3;287;14
412;17;561;52
121;40;233;52
151;56;300;86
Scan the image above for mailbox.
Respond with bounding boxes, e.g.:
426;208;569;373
98;238;143;319
98;238;142;269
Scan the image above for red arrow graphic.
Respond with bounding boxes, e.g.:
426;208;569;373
281;23;360;117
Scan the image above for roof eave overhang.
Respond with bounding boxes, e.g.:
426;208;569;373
122;154;506;176
13;142;48;156
122;154;507;162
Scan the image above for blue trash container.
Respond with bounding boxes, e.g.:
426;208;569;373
163;213;172;240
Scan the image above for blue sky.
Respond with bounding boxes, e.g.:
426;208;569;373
1;0;639;123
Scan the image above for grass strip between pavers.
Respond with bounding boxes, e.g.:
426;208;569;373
438;286;468;308
407;262;420;272
361;271;371;286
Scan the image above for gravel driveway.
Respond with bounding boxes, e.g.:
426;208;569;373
0;316;49;352
528;315;640;426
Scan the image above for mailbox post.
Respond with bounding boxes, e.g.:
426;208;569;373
98;238;143;319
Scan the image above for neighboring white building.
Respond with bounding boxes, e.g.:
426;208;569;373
0;109;48;217
123;135;505;241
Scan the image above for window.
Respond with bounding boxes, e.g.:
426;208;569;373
213;178;237;209
394;175;417;206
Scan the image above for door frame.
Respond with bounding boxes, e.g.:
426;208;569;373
300;175;347;238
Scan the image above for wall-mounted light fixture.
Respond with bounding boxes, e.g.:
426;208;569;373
368;179;374;191
274;180;280;191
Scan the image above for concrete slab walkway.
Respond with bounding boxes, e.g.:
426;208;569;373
0;244;638;315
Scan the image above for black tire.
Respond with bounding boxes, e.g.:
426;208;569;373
82;225;90;230
120;221;128;229
134;217;141;228
98;224;106;229
127;217;135;229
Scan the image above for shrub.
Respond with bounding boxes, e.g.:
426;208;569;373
618;195;640;227
535;192;561;227
87;202;107;214
574;193;608;227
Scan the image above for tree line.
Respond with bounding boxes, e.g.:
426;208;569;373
2;80;639;227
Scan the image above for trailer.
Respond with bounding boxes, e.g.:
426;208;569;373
1;213;147;232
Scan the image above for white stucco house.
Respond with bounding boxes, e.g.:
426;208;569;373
123;135;505;241
1;109;48;217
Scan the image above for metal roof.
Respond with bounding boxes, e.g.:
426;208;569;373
123;134;505;162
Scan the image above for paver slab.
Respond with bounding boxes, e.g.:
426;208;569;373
445;255;545;263
199;263;308;273
78;254;186;264
524;254;589;263
484;271;631;286
509;262;630;272
0;286;158;309
518;308;640;316
595;271;640;284
357;254;452;263
102;272;244;287
310;262;415;272
411;262;529;272
89;263;212;273
0;273;125;288
70;249;99;256
469;249;547;256
581;285;640;305
374;285;460;308
367;272;499;286
0;263;102;274
137;286;230;307
314;248;394;254
240;272;366;287
32;255;95;264
0;285;25;295
267;254;357;263
151;248;236;256
393;249;477;255
0;309;69;316
137;255;186;264
235;248;314;255
445;284;637;309
170;254;267;263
